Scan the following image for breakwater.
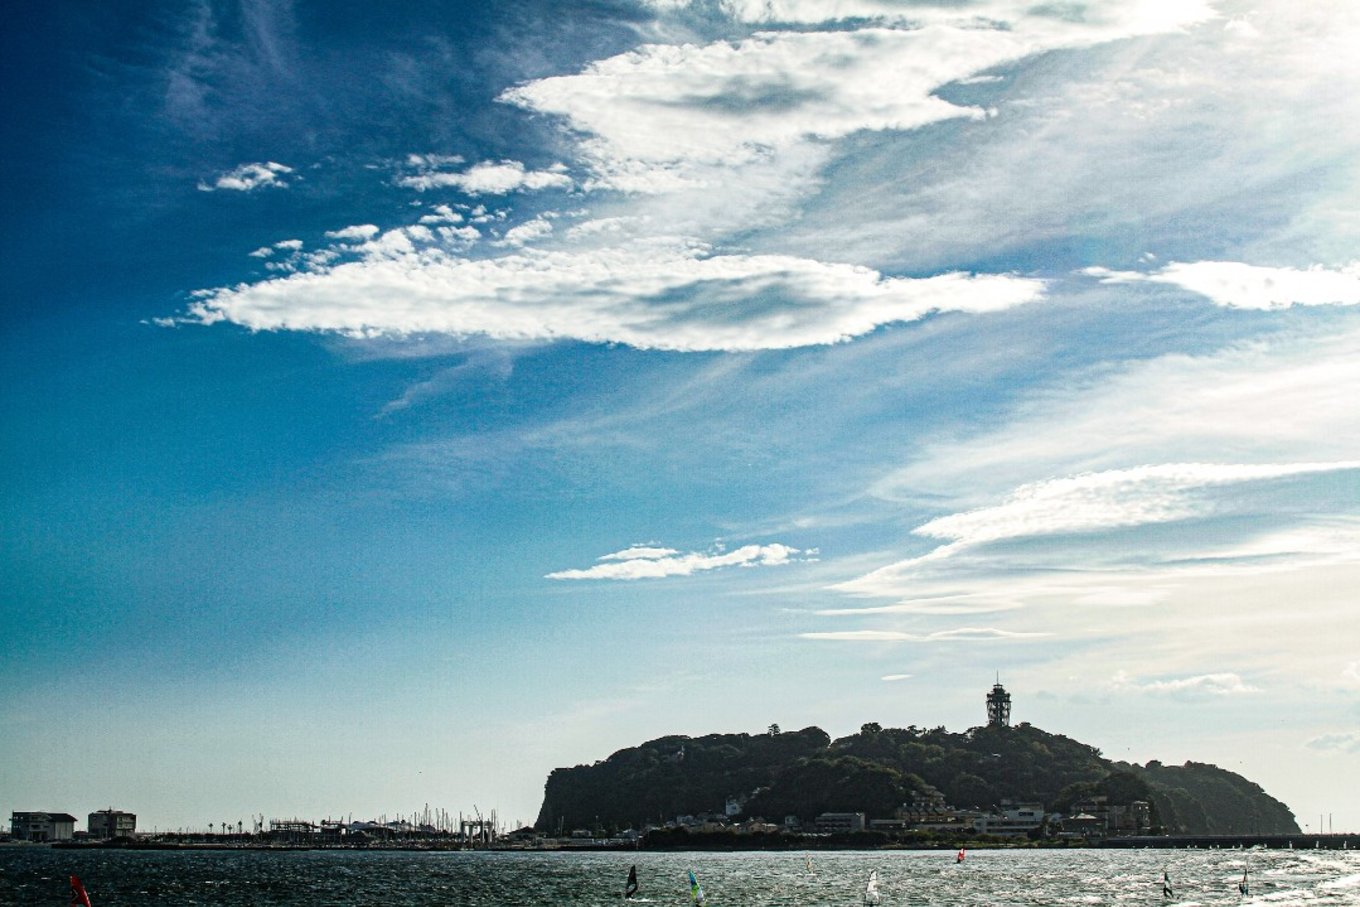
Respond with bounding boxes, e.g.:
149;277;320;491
1106;833;1356;850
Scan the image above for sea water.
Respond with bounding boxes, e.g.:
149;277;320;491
2;846;1359;906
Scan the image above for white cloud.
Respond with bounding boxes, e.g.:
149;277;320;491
599;546;681;561
1086;261;1360;310
498;217;553;247
1305;731;1360;753
400;160;573;195
199;161;294;192
418;204;464;225
800;628;1048;642
406;153;464;168
1111;670;1261;697
881;673;913;681
325;224;381;242
186;0;1224;352
185;239;1044;351
505;0;1212;192
547;542;805;580
274;239;303;251
645;0;1213;35
771;2;1360;271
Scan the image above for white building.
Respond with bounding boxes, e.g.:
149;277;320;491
10;812;77;842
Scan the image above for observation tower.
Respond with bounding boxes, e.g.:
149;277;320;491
986;680;1012;727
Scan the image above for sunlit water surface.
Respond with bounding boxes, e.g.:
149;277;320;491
3;846;1358;906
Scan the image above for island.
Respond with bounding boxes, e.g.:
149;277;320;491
534;685;1299;848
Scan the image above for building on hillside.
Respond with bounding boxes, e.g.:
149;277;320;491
898;788;953;824
815;812;866;833
1070;796;1153;835
10;812;77;842
88;808;137;839
1058;812;1105;839
973;802;1047;837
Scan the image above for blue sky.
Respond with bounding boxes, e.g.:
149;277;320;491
3;0;1359;834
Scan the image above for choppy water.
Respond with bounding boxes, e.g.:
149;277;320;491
2;846;1358;906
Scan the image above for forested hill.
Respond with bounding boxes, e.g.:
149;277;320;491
533;722;1298;836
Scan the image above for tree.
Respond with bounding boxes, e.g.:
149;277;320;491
861;722;883;736
768;723;781;736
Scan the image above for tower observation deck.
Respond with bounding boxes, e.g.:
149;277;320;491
986;681;1012;727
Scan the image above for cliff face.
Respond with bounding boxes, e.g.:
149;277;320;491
534;722;1299;835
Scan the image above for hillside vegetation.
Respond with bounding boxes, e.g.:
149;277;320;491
534;722;1298;836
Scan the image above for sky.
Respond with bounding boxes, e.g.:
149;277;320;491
2;0;1358;835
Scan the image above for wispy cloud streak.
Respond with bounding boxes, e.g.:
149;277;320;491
1087;261;1360;309
547;542;808;580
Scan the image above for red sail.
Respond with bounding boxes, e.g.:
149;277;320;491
70;875;93;907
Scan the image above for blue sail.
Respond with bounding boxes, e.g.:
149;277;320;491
688;869;705;906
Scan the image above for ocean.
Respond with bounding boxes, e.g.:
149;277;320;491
2;846;1358;906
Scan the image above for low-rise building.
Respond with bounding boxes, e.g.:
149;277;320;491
88;809;137;839
10;812;77;842
973;802;1046;837
1070;797;1153;835
815;812;866;833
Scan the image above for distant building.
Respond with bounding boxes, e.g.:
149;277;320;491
10;812;77;842
973;802;1045;837
815;812;866;833
88;809;137;839
1069;796;1152;836
986;680;1012;727
898;788;952;824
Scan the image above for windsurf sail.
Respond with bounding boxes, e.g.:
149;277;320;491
625;864;639;899
69;876;92;907
1238;867;1249;896
1163;871;1174;900
688;869;705;906
956;847;966;864
864;869;881;905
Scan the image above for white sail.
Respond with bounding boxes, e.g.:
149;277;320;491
864;869;881;905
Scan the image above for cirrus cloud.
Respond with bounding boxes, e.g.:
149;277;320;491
913;461;1360;548
800;627;1048;642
